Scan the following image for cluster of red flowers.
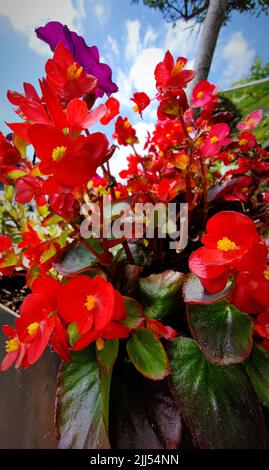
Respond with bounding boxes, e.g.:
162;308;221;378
1;274;130;370
0;21;268;371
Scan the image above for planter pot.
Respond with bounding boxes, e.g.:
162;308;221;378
0;305;59;449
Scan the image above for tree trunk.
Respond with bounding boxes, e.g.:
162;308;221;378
189;0;229;93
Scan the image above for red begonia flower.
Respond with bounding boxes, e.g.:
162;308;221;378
49;192;76;220
237;131;256;152
18;225;41;249
28;124;108;188
58;275;115;334
7;83;50;125
230;265;269;314
237;110;263;131
13;276;70;365
73;288;129;350
100;97;120;125
190;80;216;108
0;235;12;252
131;92;150;117
1;325;27;371
0;131;20;168
15;175;46;206
155;52;195;92
255;309;269;340
113;117;138;146
189;212;262;293
45;42;98;103
200;123;231;156
16;296;54;364
66;98;106;131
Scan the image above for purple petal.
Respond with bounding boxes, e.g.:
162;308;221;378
35;21;118;97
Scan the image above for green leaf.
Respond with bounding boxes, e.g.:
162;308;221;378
126;328;169;380
170;337;269;449
42;214;63;227
110;366;182;449
245;345;269;408
53;240;101;276
139;270;184;320
187;300;253;365
123;296;144;329
40;242;57;264
96;340;119;432
96;339;119;371
0;251;17;269
55;347;110;449
67;323;80;348
183;273;231;304
6;169;27;181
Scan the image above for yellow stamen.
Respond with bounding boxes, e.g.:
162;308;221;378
172;59;185;76
27;322;40;336
133;104;139;113
124;120;131;129
210;136;219;143
245;118;254;126
52;146;67;162
67;62;83;80
239;138;248;146
96;337;105;351
264;267;269;281
166;133;171;138
5;337;19;353
159;151;164;157
84;294;96;311
197;91;204;99
217;236;237;252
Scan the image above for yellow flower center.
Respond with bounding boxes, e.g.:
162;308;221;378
217;237;237;252
96;337;105;351
172;59;185;76
133;104;139;113
239;138;248;146
52;146;67;162
5;337;19;353
197;91;204;99
27;322;40;336
264;266;269;281
67;62;83;80
210;135;219;143
245;118;254;126
123;120;131;129
84;294;96;311
159;151;164;157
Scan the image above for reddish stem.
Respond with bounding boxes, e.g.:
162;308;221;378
199;156;208;223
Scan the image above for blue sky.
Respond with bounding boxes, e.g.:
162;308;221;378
0;0;268;174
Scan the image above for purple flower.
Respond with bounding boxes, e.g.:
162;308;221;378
36;21;118;98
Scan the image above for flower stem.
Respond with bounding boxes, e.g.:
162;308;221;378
199;156;208;223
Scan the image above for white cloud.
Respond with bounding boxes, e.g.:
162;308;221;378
92;0;110;25
144;25;159;47
125;19;141;61
107;35;119;56
130;47;164;96
0;0;86;55
114;68;133;108
222;31;255;82
164;20;200;58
